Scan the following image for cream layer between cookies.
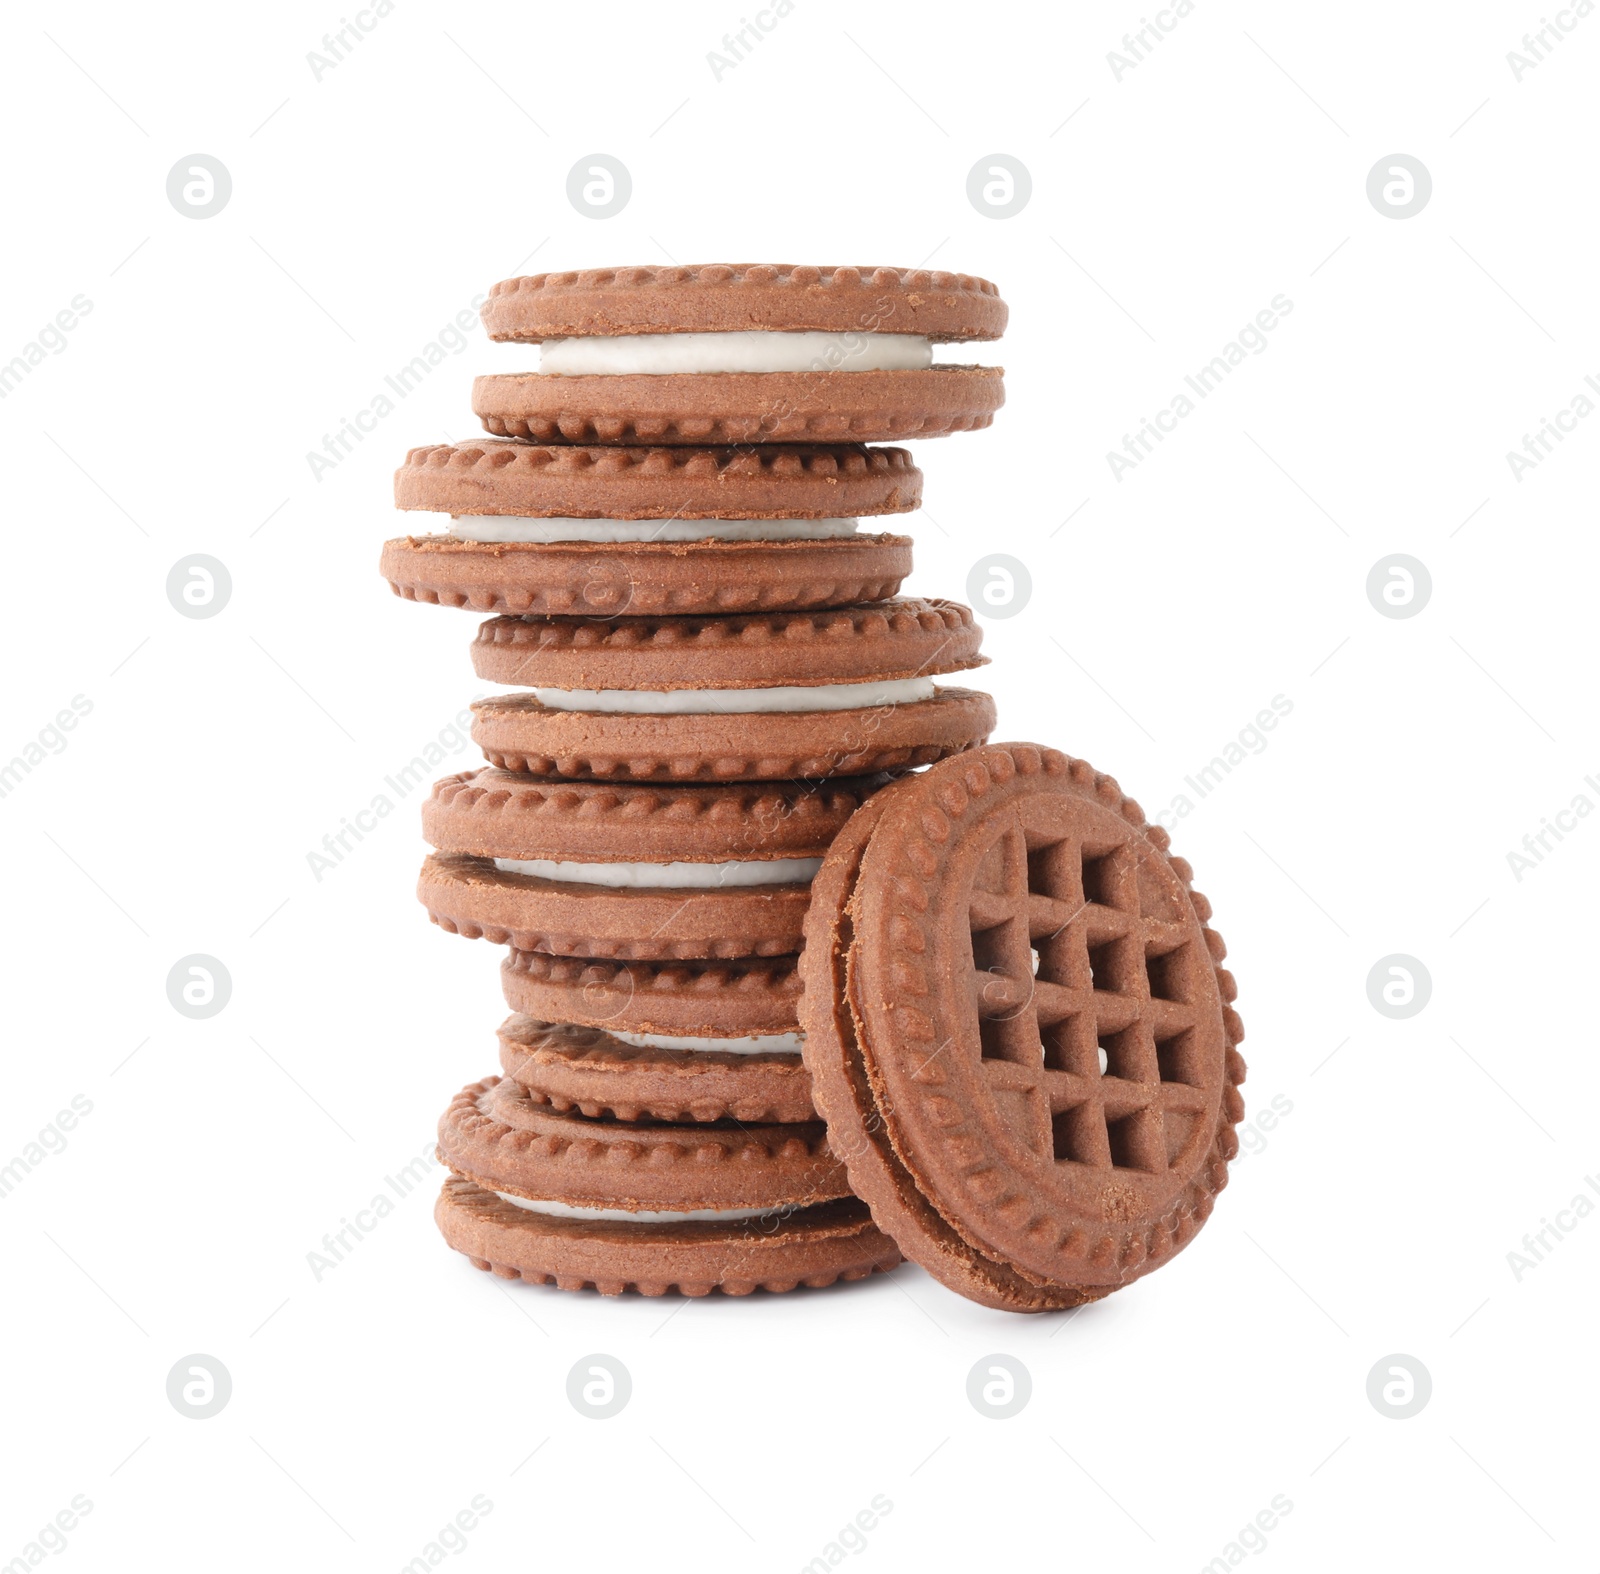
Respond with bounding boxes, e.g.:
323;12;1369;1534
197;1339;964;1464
528;676;937;715
448;515;863;544
491;856;821;888
611;1029;804;1056
538;330;933;376
494;1194;781;1224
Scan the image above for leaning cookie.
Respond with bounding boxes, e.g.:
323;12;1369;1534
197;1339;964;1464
799;745;1246;1313
469;599;993;782
434;1075;898;1295
382;441;917;616
474;264;1005;445
419;770;890;959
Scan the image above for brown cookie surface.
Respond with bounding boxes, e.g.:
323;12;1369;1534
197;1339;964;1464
379;532;911;616
423;768;882;863
420;852;809;960
473;366;1003;446
502;950;801;1037
483;265;1007;342
437;1178;900;1297
799;744;1246;1312
472;687;995;782
498;1015;816;1124
438;1075;842;1209
471;599;985;691
395;441;921;519
420;769;873;956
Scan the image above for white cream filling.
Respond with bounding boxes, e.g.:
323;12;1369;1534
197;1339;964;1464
612;1029;805;1056
448;515;862;544
532;676;937;715
539;331;932;377
492;856;820;889
495;1193;778;1224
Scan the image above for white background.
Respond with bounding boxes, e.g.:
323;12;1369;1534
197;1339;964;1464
2;1;1595;1569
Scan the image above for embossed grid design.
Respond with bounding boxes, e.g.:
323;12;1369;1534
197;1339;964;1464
965;797;1211;1175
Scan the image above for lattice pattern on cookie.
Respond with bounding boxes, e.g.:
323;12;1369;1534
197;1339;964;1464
963;789;1226;1180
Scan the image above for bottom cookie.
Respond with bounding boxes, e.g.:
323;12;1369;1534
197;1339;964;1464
436;1177;901;1296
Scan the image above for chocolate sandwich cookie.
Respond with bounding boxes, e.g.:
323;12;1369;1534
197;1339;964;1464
440;1075;844;1208
434;1075;897;1294
437;1179;897;1297
502;952;802;1039
473;265;1006;445
383;441;917;616
799;744;1246;1313
498;1015;817;1125
468;599;994;782
419;769;889;960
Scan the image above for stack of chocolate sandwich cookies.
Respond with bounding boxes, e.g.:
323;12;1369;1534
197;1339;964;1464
383;265;1008;1295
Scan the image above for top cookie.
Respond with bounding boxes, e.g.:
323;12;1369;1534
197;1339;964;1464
483;265;1007;343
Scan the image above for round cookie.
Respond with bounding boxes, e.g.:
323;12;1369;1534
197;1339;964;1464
470;598;984;690
466;598;993;783
502;951;801;1038
498;1015;817;1124
436;1179;899;1297
473;688;995;783
422;767;881;859
473;264;1006;446
473;367;1004;446
798;744;1247;1313
394;441;922;520
482;265;1008;342
421;852;809;960
419;770;887;960
380;532;912;616
438;1075;843;1209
